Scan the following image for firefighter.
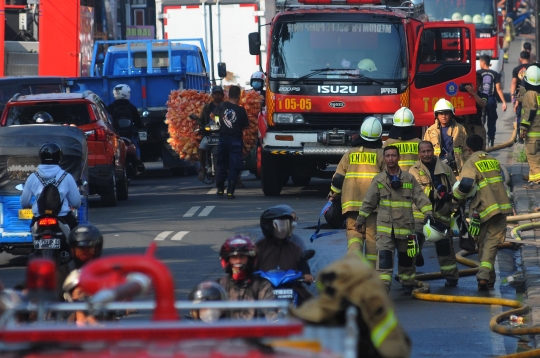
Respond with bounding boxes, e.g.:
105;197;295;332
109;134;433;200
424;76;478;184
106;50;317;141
356;145;433;292
384;107;421;172
520;65;540;188
329;117;384;265
424;99;469;175
453;135;512;290
291;252;411;358
409;141;459;287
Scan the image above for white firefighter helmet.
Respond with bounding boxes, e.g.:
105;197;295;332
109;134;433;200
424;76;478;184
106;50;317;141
423;219;448;242
358;59;377;72
452;180;478;198
360;116;383;141
393;107;415;127
525;66;540;86
450;215;460;237
62;269;81;302
483;14;494;25
472;14;483;24
462;14;473;23
113;84;131;100
434;98;455;115
451;12;462;21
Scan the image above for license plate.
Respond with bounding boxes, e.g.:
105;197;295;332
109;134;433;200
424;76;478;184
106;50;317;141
33;239;60;249
139;131;147;141
18;209;33;220
273;289;294;299
207;137;219;144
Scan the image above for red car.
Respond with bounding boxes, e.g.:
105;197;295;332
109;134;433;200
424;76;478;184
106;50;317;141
1;92;128;207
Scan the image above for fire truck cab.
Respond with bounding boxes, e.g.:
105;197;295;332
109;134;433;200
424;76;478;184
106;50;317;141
249;0;478;196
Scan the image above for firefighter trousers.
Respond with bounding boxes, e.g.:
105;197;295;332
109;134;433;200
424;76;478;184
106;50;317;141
476;214;507;284
345;211;377;265
525;137;540;183
375;232;416;289
434;236;459;280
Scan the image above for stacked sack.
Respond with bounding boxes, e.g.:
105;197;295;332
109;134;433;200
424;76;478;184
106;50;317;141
166;87;262;161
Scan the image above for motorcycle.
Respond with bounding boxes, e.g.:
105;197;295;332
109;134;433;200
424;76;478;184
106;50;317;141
189;114;219;184
254;249;315;308
513;11;534;35
117;118;145;180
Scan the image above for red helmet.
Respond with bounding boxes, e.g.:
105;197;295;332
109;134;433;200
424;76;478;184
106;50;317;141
219;235;257;277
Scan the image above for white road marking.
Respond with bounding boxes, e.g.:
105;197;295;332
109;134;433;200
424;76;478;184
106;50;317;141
183;206;200;217
170;231;189;241
207;188;217;194
198;206;215;217
154;231;173;241
241;170;250;177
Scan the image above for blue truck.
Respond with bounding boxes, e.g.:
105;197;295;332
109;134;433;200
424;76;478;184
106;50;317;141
67;39;212;175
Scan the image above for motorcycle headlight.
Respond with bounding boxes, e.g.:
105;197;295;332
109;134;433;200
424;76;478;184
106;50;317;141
142;110;150;118
273;113;305;124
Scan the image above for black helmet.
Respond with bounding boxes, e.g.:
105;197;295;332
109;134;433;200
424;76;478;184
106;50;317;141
260;205;296;239
39;142;63;165
324;199;344;229
33;112;53;124
67;224;103;268
188;281;227;303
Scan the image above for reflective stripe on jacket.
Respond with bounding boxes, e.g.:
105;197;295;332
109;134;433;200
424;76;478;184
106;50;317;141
359;170;433;239
331;147;385;214
454;151;512;223
521;90;540;136
423;120;469;173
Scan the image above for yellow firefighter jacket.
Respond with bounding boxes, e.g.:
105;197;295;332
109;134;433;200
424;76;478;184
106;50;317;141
409;158;457;225
359;170;433;239
330;147;385;214
423;119;469;172
521;90;540;141
384;138;421;172
454;151;513;223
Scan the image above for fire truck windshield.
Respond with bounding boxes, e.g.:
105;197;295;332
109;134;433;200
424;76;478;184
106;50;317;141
270;21;406;81
424;0;496;29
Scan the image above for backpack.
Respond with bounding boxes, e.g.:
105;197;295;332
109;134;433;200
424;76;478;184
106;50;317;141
35;171;68;216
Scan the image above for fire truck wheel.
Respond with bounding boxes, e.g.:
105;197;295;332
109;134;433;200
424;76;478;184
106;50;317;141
261;152;283;196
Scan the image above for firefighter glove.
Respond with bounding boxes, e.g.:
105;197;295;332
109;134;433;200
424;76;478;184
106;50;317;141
468;213;481;237
355;216;366;233
407;236;420;258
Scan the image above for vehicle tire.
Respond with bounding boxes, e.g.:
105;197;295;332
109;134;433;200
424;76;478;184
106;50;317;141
117;167;129;201
291;174;311;186
170;167;185;176
101;170;118;207
261;152;283;196
522;19;534;34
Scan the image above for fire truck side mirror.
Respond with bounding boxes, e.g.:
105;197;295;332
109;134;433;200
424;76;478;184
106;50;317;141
248;32;261;56
217;63;227;78
420;31;436;60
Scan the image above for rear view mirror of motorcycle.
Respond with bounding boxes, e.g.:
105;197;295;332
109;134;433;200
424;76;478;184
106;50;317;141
189;114;199;121
301;249;316;261
15;184;24;191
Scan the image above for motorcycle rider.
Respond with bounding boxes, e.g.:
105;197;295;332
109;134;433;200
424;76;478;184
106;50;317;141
356;145;433;292
453;135;512;290
20;142;80;230
62;270;98;326
291;252;411;358
217;235;276;320
329;117;384;265
197;86;225;181
384;107;421;172
188;281;227;322
409;141;459;287
424;99;469;175
250;71;266;97
256;205;313;303
107;84;142;158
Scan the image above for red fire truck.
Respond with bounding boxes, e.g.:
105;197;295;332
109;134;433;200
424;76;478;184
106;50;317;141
249;0;477;196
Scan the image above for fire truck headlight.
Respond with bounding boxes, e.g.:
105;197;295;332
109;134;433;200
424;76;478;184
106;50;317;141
274;113;305;124
381;115;394;125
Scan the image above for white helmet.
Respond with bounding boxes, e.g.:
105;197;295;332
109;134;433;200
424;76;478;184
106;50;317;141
113;84;131;100
483;14;494;25
462;15;473;23
358;59;377;72
62;269;81;302
524;66;540;86
360;117;383;141
393;107;415;127
423;219;448;242
434;98;455;116
250;71;265;90
451;12;462;21
472;14;483;24
452;180;477;198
